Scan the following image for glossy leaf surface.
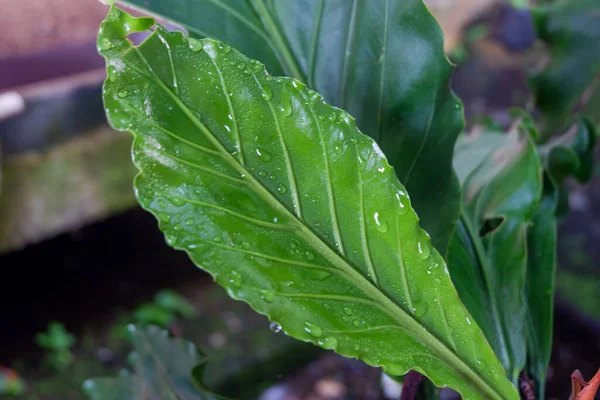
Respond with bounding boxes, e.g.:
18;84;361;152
117;0;462;256
449;127;543;385
98;8;517;399
83;325;221;400
530;0;600;130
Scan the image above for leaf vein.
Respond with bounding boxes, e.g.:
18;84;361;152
207;52;244;163
204;0;272;44
251;74;302;217
375;0;389;143
198;239;337;271
121;101;221;157
174;197;294;231
299;90;345;255
403;72;438;184
339;0;359;109
151;147;245;184
357;155;379;286
396;214;414;312
307;0;325;88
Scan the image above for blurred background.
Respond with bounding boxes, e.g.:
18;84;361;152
0;0;598;399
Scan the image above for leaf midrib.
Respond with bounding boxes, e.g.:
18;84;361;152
125;36;506;400
248;0;304;80
459;213;512;372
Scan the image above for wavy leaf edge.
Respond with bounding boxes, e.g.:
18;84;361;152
98;7;518;400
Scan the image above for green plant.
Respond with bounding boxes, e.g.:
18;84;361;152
108;289;196;341
83;325;225;400
91;0;599;398
35;321;76;372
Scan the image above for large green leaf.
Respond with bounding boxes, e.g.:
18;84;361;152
449;127;543;385
530;0;600;131
83;325;224;400
98;8;517;399
117;0;462;256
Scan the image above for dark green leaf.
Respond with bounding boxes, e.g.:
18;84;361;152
524;186;555;400
83;325;223;400
449;127;543;385
525;117;596;397
133;303;176;327
541;118;597;184
530;0;600;130
98;8;517;399
116;0;462;256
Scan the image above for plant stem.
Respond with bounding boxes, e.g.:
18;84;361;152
400;371;425;400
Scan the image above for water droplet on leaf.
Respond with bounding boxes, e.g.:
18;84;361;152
229;271;242;288
269;322;282;333
412;298;428;318
98;37;112;51
304;321;323;338
188;38;203;52
319;337;338;350
256;147;272;162
416;229;432;259
476;358;487;370
261;85;273;101
260;289;275;303
278;92;292;116
158;213;171;223
169;197;185;207
144;97;152;116
373;212;389;233
395;190;410;215
118;90;128;98
277;184;287;194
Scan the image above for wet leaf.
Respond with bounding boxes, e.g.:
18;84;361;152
116;0;462;256
97;8;517;399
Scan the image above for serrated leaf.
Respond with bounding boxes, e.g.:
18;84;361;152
116;0;462;256
83;325;222;400
449;127;543;385
530;0;600;131
98;7;518;400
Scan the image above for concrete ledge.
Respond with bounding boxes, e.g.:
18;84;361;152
0;126;137;253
